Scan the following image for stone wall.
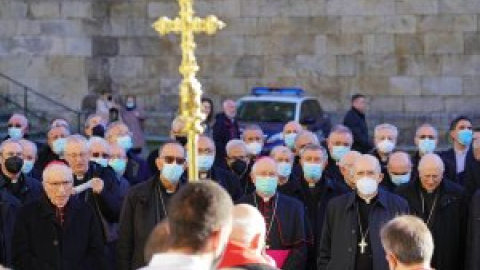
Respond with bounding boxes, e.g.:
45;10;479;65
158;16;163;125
0;0;480;140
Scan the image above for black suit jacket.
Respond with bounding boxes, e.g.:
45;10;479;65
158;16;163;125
12;195;106;270
467;190;480;270
343;108;373;154
317;189;409;270
396;179;467;270
439;147;475;186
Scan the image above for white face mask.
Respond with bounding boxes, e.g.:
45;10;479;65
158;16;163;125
377;139;395;154
246;142;263;156
356;177;378;196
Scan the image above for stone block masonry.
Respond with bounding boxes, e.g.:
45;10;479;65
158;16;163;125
0;0;479;140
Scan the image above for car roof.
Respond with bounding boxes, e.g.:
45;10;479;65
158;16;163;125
238;95;316;103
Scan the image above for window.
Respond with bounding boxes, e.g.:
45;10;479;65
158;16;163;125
237;101;296;123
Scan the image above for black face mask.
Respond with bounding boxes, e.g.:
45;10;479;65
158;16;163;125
175;136;188;146
5;156;23;174
92;124;105;138
230;159;247;177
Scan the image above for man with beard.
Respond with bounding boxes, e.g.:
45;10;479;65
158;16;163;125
140;181;233;270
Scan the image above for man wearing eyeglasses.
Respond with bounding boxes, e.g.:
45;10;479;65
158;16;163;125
117;141;187;270
4;113;28;141
11;163;106;270
197;135;242;201
106;122;151;186
0;139;43;267
63;135;123;268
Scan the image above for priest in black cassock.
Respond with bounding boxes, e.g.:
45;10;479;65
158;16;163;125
324;124;353;187
196;135;242;201
298;144;348;270
117;142;187;270
270;145;303;202
318;154;408;270
395;153;467;270
237;157;308;270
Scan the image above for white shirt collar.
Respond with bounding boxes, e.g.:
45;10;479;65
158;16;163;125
141;253;212;270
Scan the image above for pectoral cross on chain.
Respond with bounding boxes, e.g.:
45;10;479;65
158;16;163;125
359;239;368;254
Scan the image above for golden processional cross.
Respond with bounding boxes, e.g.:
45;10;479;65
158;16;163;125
152;0;225;181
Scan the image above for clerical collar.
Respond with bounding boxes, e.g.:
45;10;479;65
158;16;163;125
356;193;377;205
75;175;84;181
199;171;210;180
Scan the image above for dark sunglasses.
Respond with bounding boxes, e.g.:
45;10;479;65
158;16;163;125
8;123;22;128
162;156;186;165
91;152;109;158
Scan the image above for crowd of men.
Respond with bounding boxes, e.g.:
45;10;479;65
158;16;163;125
0;93;479;270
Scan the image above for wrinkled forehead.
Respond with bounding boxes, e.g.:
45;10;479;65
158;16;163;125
198;137;214;148
284;122;301;132
65;141;87;153
375;128;396;138
417;126;437;137
229;145;247;156
2;142;23;154
9;115;26;124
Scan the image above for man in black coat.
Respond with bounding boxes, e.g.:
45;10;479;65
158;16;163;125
64;136;124;243
467;190;480;270
439;116;474;186
318;154;409;270
465;134;480;197
395;153;467;270
370;123;399;191
411;124;439;175
298;144;348;270
213;99;241;167
34;125;70;172
270;146;304;202
3;113;29;141
12;163;105;270
197;135;243;201
224;139;255;195
106;122;152;186
0;139;43;267
117;142;187;270
324;125;354;187
343;94;373;154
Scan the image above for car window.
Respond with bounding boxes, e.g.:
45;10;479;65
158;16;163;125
237;101;296;123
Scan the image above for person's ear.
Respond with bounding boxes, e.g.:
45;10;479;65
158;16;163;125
156;157;163;171
386;252;398;270
250;172;256;183
377;172;384;183
250;233;262;251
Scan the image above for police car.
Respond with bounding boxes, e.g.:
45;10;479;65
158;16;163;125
236;87;332;153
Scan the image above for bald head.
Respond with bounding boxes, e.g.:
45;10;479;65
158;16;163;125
418;154;444;193
388;152;412;174
230;204;266;248
418;153;444;173
283;121;302;135
251;157;276;176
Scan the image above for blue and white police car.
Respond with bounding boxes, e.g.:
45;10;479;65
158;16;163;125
236;87;332;153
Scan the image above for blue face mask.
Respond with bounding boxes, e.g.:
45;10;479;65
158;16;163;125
418;139;436;154
21;160;34;174
390;173;411;186
277;162;292;178
161;163;184;184
117;136;133;151
284;133;297;149
52;138;67;155
255;176;278;197
331;146;351;162
457;129;473;146
91;158;108;168
8;127;23;140
198;155;215;172
109;158;127;175
303;163;323;181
